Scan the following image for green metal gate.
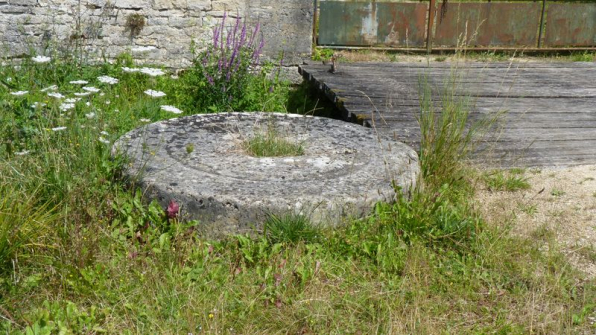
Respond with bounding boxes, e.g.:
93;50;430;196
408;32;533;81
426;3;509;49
316;0;596;51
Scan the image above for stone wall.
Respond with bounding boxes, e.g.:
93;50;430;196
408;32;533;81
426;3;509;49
0;0;314;67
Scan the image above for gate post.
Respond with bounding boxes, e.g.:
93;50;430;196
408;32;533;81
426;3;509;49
427;0;437;53
537;0;547;48
313;0;318;46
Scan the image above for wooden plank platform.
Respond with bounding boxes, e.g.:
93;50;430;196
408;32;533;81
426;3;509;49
299;61;596;168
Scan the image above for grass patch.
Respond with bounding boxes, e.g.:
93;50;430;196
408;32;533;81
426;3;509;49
243;125;304;157
264;212;320;244
483;169;531;192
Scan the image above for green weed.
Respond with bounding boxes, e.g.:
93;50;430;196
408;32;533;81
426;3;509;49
519;203;538;216
264;213;320;245
570;52;595;62
312;48;334;61
417;73;498;191
244;124;304;157
483;170;531;192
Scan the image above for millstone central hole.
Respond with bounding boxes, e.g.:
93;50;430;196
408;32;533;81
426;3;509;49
243;123;305;157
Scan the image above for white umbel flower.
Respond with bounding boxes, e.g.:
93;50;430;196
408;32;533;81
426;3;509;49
59;103;75;111
47;92;65;99
160;105;183;114
32;55;51;63
10;90;28;96
140;67;166;77
70;80;89;85
83;86;101;93
144;89;166;98
98;76;119;85
122;67;140;73
51;126;67;131
41;85;58;92
32;102;46;108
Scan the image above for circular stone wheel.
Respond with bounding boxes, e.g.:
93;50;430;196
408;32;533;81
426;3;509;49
113;112;420;238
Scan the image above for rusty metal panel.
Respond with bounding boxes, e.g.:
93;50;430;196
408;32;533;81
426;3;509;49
544;3;596;47
318;1;427;47
434;3;542;47
319;1;378;46
376;3;428;47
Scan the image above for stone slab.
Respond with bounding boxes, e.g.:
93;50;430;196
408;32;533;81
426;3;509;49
113;112;420;238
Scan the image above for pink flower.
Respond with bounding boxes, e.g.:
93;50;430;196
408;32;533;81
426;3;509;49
166;200;179;219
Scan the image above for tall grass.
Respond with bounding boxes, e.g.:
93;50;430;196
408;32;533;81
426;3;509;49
417;72;498;190
0;183;56;275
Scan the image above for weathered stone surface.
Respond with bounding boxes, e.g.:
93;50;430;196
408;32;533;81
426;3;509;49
10;0;37;6
0;0;313;68
113;112;420;238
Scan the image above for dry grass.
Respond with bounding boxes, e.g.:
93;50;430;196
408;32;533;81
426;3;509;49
476;165;596;278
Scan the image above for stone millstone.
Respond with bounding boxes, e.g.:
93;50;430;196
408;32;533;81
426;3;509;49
113;112;420;237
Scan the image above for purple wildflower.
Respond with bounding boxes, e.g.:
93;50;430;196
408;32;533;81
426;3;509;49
213;26;220;49
206;74;214;86
220;12;227;49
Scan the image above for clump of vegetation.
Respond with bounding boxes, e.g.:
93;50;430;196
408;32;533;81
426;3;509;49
264;212;320;244
243;123;304;157
417;73;499;191
312;47;334;61
183;12;288;113
125;13;146;37
483;169;531;192
570;51;595;62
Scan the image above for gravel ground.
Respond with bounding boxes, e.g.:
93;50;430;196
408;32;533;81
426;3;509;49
477;165;596;278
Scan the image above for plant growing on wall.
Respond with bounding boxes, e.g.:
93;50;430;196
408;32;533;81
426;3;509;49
125;13;146;38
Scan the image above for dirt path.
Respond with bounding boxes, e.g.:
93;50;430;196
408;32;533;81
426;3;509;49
477;165;596;278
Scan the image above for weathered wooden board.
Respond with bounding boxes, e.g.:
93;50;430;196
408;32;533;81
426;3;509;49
300;61;596;167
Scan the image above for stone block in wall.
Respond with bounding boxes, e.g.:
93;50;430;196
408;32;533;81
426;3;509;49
1;5;33;13
113;0;144;9
147;16;168;26
212;0;245;13
152;0;209;11
168;16;200;29
10;0;37;6
187;0;209;11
